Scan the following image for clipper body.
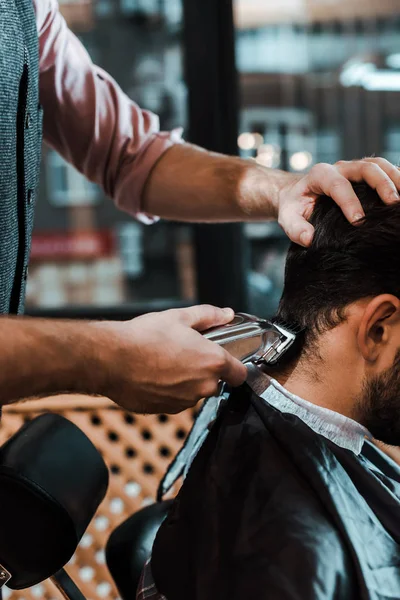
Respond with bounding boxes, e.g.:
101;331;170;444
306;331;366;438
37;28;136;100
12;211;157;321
203;313;297;366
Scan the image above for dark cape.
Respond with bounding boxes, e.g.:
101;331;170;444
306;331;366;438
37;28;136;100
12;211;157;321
151;384;400;600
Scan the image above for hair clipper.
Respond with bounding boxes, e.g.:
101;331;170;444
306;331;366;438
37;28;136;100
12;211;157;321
203;313;299;366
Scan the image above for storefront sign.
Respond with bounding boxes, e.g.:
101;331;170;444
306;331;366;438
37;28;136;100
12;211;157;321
30;231;115;261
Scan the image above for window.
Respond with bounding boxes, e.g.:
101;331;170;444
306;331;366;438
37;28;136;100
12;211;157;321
28;0;193;311
235;0;400;317
46;150;100;207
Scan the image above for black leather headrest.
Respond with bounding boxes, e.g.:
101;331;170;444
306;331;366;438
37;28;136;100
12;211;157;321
0;413;109;589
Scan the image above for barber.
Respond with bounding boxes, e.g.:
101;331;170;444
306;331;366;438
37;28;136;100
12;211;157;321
1;0;399;415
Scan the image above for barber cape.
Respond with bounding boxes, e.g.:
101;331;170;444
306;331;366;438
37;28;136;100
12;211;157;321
150;370;400;600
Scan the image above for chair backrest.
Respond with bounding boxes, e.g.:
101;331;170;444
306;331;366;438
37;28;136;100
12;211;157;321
0;413;109;589
106;500;172;599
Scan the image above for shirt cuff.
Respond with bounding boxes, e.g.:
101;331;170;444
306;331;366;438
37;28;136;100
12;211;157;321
114;128;184;225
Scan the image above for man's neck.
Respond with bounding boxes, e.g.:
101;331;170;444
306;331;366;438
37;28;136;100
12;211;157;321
266;360;360;422
247;361;370;455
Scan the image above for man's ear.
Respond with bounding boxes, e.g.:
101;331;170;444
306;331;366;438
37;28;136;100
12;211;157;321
358;294;400;363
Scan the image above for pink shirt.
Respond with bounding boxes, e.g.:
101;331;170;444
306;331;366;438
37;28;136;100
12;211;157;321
33;0;183;223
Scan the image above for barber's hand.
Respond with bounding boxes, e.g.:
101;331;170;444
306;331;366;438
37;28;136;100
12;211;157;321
277;157;400;247
96;305;248;414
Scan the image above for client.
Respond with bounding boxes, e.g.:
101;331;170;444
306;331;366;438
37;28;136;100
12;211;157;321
139;184;400;600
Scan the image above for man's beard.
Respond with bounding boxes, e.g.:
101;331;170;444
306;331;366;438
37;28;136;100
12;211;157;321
359;350;400;446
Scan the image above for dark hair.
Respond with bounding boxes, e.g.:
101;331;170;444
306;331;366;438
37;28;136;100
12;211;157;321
276;185;400;350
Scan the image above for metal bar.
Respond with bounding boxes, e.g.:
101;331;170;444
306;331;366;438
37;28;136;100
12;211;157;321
51;569;86;600
182;0;249;311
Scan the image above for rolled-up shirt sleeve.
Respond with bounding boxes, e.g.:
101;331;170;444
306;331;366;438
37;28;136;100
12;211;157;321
34;0;184;223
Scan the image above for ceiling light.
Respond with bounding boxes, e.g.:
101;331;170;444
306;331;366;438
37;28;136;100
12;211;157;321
386;53;400;70
290;151;313;172
238;132;256;150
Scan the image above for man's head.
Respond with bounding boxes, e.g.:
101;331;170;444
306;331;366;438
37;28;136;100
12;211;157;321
275;184;400;444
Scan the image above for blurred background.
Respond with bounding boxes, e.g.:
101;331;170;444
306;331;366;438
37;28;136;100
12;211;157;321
27;0;400;320
10;2;400;598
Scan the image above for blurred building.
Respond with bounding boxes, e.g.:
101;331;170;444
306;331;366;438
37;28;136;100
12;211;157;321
29;0;191;309
235;0;400;316
28;0;400;318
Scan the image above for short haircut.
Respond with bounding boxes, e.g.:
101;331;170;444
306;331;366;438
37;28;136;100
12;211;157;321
276;185;400;351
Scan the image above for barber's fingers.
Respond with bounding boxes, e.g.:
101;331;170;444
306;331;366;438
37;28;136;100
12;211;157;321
167;304;246;387
176;304;234;332
217;349;248;388
278;204;315;247
278;157;400;247
279;161;365;246
335;159;400;205
361;157;400;191
305;163;366;223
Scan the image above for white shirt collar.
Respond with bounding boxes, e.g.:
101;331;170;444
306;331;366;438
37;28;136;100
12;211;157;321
246;365;371;455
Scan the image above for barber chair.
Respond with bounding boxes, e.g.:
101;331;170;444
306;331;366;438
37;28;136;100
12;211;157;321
106;501;172;598
0;413;108;599
0;412;172;600
106;395;218;598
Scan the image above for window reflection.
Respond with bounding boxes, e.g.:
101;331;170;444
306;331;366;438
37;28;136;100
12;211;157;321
235;0;400;317
28;0;192;309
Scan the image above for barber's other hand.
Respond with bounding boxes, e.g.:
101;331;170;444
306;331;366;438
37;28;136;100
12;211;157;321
277;157;400;247
95;305;248;414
